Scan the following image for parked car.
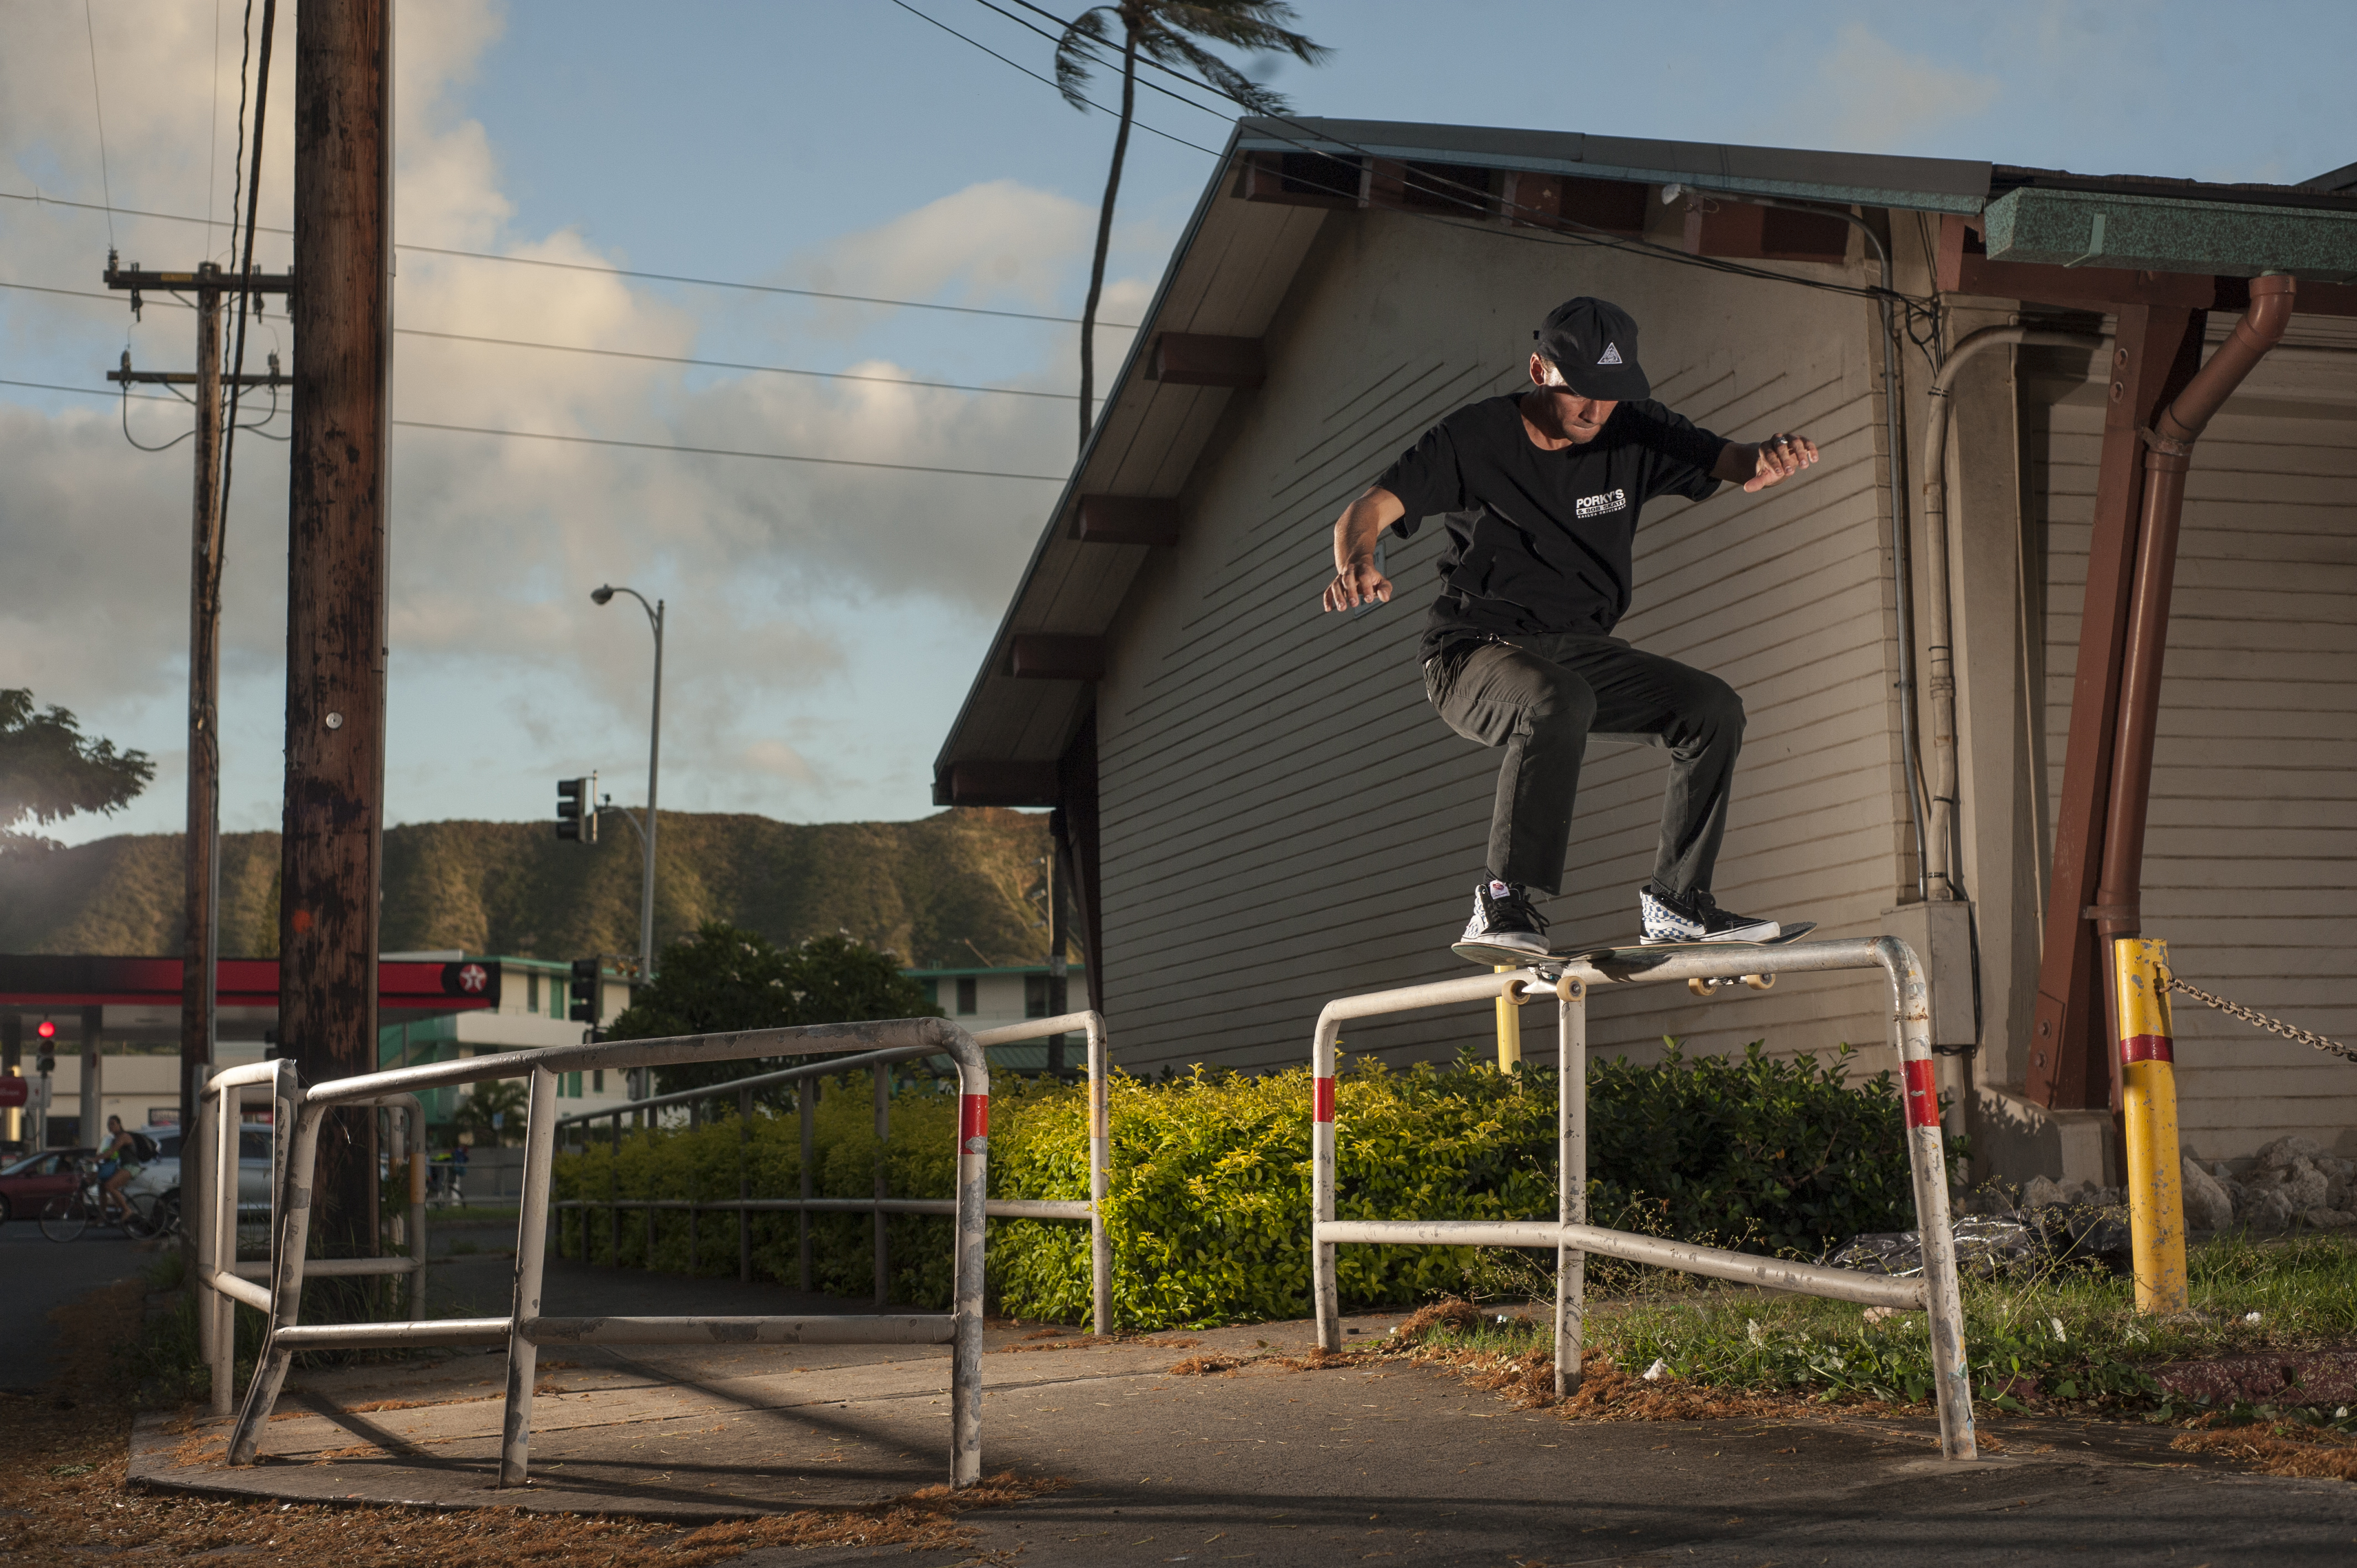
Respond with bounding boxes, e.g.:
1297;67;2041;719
120;1125;276;1223
0;1148;97;1226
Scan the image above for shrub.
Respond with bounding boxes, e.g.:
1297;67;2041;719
550;1043;1934;1330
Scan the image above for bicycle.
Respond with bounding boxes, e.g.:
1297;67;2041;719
38;1161;177;1241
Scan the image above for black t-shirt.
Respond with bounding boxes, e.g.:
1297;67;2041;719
1375;394;1727;657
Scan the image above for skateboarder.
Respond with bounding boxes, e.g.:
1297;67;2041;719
1320;297;1821;957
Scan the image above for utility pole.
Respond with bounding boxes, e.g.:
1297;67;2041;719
280;0;393;1263
105;260;293;1142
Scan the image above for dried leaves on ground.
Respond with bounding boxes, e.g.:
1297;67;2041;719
0;1272;1062;1567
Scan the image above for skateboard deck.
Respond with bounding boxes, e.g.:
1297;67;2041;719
1453;922;1816;973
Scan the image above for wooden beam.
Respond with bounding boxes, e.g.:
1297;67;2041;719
1151;333;1265;389
1506;172;1648;236
1692;202;1850;263
1074;496;1181;546
943;760;1059;808
1237;150;1361;209
2025;305;2207;1111
1009;635;1106;681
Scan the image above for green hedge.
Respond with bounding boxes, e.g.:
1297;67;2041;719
550;1043;1934;1329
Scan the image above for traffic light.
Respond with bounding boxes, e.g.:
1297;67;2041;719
568;958;601;1024
35;1018;55;1076
555;773;598;842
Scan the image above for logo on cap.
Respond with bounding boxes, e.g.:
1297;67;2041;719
1597;342;1624;366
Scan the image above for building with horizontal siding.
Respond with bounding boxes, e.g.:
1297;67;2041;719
935;118;2357;1186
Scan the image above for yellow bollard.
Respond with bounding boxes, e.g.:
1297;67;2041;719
2116;937;2187;1314
1494;966;1522;1071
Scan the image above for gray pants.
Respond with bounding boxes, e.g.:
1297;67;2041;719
1424;632;1744;899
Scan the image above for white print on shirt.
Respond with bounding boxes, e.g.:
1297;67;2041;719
1574;488;1628;519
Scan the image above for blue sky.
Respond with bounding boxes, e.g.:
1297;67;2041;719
4;0;2351;846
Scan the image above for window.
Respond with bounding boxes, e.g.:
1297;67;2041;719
1025;974;1050;1019
593;1070;604;1094
955;977;977;1015
920;978;939;1007
527;973;540;1013
549;976;563;1020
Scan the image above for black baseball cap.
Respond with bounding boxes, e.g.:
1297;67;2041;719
1533;297;1648;400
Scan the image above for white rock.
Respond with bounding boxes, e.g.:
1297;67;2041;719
1641;1357;1669;1382
2254;1136;2327;1172
2180;1155;2236;1232
2283;1165;2330;1211
2023;1174;2068;1210
2303;1208;2357;1230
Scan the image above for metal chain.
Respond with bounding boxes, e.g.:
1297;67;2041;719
2159;967;2357;1065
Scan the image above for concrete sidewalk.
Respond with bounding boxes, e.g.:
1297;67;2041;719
133;1255;2357;1565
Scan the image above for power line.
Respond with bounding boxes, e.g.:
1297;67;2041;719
979;0;1249;122
884;0;1225;157
397;244;1139;328
3;375;182;403
945;3;1938;330
7;375;1063;481
81;0;115;250
0;191;1141;329
6;281;1083;402
2;186;289;237
372;420;1068;480
398;326;1078;400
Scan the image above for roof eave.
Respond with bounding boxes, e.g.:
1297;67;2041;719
929;121;1253;806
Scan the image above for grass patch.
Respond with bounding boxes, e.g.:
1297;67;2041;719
1404;1232;2357;1429
425;1204;521;1225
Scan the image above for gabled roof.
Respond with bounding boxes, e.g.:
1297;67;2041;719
931;118;2357;802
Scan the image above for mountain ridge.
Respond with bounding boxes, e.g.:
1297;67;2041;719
0;808;1056;969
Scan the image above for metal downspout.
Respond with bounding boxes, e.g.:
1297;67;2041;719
1917;326;2108;900
2092;276;2297;962
1865;223;1931;900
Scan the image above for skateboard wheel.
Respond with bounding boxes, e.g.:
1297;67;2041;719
1686;977;1717;998
1741;973;1775;991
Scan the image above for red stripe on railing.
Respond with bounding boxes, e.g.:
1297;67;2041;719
1903;1059;1939;1128
959;1095;990;1143
1313;1077;1335;1123
2120;1033;2175;1064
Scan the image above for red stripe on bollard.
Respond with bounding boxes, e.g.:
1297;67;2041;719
1313;1077;1335;1123
1903;1059;1939;1128
959;1095;990;1143
2121;1033;2175;1064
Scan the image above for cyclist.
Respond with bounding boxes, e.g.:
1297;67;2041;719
96;1115;143;1226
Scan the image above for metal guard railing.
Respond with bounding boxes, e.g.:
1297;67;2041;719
1310;935;1977;1463
549;1012;1113;1335
193;1017;996;1490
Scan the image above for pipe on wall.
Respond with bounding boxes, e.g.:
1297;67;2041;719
2092;275;2298;955
1917;325;2108;902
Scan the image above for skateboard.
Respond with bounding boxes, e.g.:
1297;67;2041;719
1453;922;1818;994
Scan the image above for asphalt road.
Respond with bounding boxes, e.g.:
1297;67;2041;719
0;1220;157;1391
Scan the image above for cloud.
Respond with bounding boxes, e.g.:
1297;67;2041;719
2;1;1148;839
1767;23;2003;154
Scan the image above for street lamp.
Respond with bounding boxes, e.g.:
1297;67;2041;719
591;584;664;985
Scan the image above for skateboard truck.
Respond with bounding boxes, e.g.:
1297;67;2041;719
1686;972;1776;997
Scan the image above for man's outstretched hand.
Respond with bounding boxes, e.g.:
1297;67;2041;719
1322;556;1393;613
1725;433;1820;492
1322;486;1406;612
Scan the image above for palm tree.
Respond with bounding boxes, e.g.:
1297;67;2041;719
1048;2;1329;450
